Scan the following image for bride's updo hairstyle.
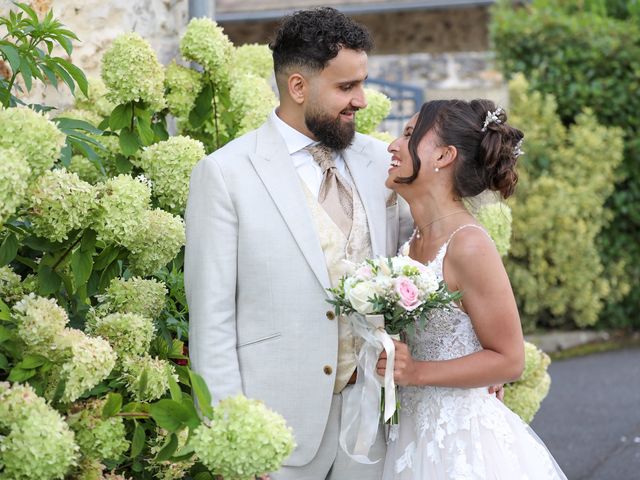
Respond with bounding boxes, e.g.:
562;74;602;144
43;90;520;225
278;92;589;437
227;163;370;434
397;99;524;199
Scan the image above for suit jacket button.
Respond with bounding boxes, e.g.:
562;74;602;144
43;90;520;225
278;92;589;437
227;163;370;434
323;365;333;375
326;310;336;320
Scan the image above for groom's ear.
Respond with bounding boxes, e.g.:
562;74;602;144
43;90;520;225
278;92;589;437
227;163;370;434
287;73;307;105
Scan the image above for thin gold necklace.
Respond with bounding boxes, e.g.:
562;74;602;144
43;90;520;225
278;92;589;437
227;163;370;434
415;210;467;239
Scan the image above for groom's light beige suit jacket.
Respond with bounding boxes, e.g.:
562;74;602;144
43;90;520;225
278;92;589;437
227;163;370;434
184;116;413;466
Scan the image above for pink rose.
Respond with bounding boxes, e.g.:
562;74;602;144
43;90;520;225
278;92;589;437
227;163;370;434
355;265;374;280
395;277;421;311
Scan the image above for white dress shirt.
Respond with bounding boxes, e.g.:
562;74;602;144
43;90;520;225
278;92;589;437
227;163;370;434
270;109;351;199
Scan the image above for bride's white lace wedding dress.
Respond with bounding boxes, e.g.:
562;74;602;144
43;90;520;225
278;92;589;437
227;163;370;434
382;224;567;479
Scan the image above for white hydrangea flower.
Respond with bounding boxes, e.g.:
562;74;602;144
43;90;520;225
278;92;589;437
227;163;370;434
27;168;97;242
134;136;205;214
476;202;513;256
75;77;117;118
180;18;233;78
229;73;278;136
192;395;295;480
13;293;69;353
126;209;185;277
355;88;392;135
231;43;274;80
120;354;177;402
0;146;31;223
49;328;117;403
0;382;79;479
90;312;155;358
96;276;167;319
165;61;203;119
101;33;166;111
93;174;152;246
0;107;66;181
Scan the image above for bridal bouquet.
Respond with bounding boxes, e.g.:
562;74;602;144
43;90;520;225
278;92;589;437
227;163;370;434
327;256;460;464
328;256;461;336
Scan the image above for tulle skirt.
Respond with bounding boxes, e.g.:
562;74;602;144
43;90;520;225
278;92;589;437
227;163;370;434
382;386;567;480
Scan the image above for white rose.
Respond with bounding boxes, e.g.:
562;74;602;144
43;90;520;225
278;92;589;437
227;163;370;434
347;281;377;314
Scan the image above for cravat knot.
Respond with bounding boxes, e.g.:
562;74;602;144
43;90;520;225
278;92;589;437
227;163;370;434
305;144;336;173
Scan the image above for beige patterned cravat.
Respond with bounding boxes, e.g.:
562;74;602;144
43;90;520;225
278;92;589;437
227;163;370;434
305;144;353;236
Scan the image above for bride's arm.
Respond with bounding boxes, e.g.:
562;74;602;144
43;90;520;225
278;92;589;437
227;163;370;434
382;227;525;388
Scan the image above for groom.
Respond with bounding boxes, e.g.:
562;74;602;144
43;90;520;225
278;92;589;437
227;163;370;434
185;7;412;480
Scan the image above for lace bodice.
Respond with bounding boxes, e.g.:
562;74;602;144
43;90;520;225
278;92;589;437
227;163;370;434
399;224;484;363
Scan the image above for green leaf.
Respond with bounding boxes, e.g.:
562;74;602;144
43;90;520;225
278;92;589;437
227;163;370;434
98;259;120;292
149;399;192;432
80;229;97;253
93;245;119;270
138;367;149;399
188;370;213;418
0;325;12;342
0;233;18;266
55;117;103;135
135;116;155;146
0;299;10;321
8;367;36;382
109;103;133;131
16;354;48;369
0;43;21;72
189;82;213;129
102;392;123;418
49;58;76;94
39;63;58;88
130;422;146;458
71;247;93;286
0;353;8;371
37;264;62;295
60;57;87;95
155;433;179;462
152;120;169;141
119;126;140;156
169;375;182;402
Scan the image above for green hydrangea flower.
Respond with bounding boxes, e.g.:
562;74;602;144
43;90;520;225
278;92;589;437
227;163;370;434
101;33;166;111
27;168;96;242
67;398;130;462
0;382;79;479
126;209;185;277
48;328;117;403
192;395;296;480
0;107;66;181
90;312;155;358
165;61;203;119
504;342;552;423
231;44;273;80
355;88;392;134
13;293;69;352
476;202;513;256
67;154;103;184
93;174;152;246
0;146;31;223
229;74;277;136
368;131;395;144
120;354;177;402
180;18;233;76
75;458;106;480
96;276;167;319
75;77;117;118
135;136;205;213
0;266;25;303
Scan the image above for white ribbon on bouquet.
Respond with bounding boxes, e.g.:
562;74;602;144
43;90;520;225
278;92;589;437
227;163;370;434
339;313;397;464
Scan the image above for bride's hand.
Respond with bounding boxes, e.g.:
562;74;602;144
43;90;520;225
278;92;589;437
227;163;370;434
377;339;418;386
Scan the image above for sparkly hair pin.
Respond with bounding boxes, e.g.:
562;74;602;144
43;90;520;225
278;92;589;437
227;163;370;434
513;138;524;158
481;106;504;132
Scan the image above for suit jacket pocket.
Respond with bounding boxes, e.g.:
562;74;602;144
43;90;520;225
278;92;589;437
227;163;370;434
236;332;282;349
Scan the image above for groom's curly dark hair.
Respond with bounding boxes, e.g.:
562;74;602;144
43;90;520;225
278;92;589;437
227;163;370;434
270;7;373;75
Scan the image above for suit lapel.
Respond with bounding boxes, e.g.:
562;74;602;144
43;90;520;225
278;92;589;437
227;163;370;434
344;137;386;257
249;120;331;290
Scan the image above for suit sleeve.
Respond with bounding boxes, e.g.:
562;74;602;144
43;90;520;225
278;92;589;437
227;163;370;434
184;156;242;404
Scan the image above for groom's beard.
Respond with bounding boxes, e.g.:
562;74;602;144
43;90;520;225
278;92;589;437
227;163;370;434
305;107;356;150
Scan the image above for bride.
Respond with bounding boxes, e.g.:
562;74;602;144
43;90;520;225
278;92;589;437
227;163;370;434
378;99;567;479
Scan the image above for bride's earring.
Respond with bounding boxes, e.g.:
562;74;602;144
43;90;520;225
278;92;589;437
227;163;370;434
434;166;440;172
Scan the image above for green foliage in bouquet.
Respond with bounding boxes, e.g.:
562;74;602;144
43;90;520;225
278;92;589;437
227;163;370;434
503;341;551;423
491;0;640;328
505;74;624;332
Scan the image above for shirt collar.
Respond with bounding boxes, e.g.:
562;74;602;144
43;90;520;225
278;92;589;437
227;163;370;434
270;109;316;155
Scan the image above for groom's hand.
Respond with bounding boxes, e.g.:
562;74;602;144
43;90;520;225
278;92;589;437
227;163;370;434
377;340;417;386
